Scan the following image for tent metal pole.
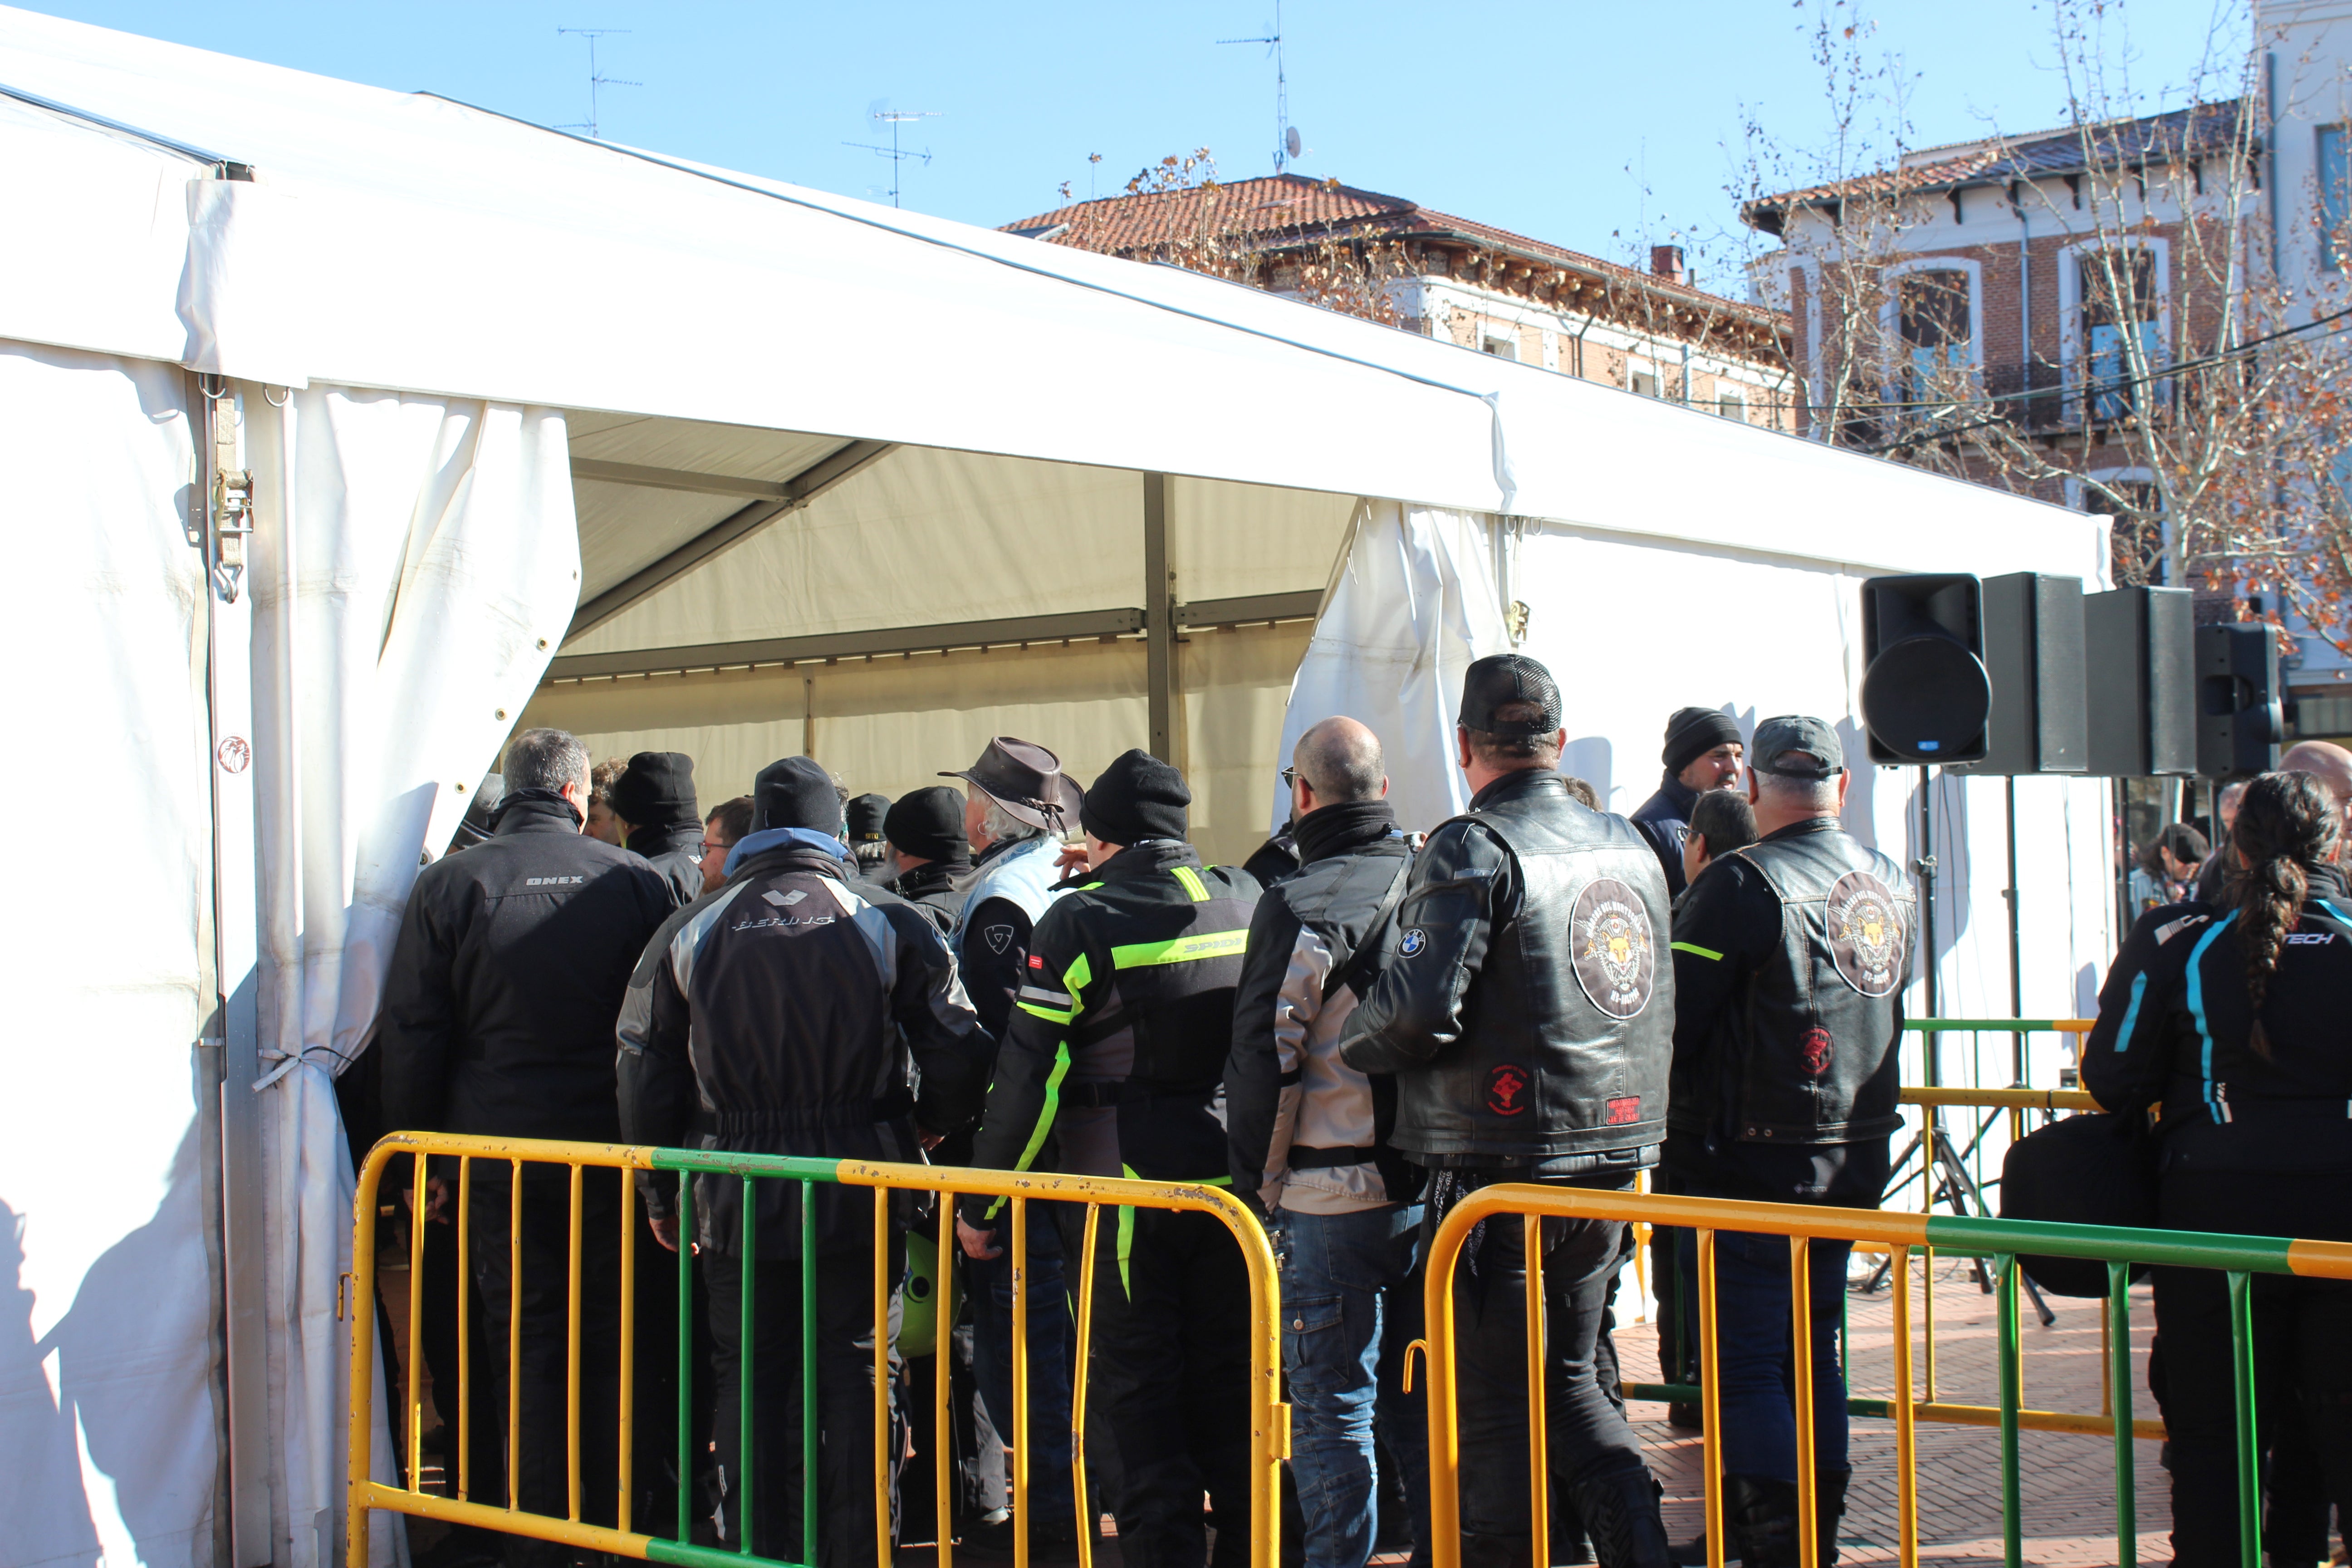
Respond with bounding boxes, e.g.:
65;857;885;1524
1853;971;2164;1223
1145;472;1175;761
199;376;273;1568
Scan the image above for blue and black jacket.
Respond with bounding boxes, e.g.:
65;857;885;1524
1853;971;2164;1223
2081;866;2352;1173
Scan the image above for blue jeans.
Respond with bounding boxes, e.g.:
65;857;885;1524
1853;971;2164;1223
1273;1203;1430;1568
1677;1228;1851;1483
966;1205;1076;1519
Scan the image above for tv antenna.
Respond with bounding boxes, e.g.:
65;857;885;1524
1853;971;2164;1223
844;106;941;207
556;28;639;141
1218;0;1297;173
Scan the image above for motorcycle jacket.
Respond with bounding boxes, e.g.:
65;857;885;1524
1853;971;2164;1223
2082;867;2352;1173
1226;801;1420;1214
617;837;987;1256
1338;768;1674;1167
626;821;707;911
1668;818;1914;1147
952;830;1066;1038
888;860;968;936
959;840;1259;1227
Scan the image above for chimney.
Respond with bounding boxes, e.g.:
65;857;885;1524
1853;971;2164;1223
1650;243;1689;284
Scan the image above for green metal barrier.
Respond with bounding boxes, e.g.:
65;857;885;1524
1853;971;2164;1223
1418;1184;2352;1568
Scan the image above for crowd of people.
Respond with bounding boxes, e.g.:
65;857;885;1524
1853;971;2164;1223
346;656;2352;1568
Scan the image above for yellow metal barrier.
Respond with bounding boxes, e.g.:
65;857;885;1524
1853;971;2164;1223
347;1132;1284;1568
1422;1182;2352;1568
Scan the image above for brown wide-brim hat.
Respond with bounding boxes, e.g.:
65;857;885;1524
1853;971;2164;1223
941;735;1084;834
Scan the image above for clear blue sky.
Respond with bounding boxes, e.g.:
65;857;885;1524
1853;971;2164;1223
29;0;2237;296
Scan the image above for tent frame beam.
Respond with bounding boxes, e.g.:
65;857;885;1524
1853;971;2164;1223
565;438;896;639
536;592;1321;685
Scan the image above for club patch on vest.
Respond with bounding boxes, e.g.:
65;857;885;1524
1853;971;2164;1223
1606;1096;1642;1125
1486;1063;1531;1117
1801;1026;1834;1077
1570;877;1656;1019
1826;870;1906;997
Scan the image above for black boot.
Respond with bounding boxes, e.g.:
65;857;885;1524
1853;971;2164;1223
1723;1475;1800;1568
1813;1470;1851;1568
1570;1461;1671;1568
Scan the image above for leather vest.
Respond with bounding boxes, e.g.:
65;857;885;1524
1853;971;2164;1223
951;833;1063;967
1397;780;1676;1163
1673;824;1915;1146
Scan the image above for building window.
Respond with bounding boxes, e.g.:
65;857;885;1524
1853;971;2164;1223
2080;249;2161;420
1718;389;1748;421
2321;124;2350;273
1896;269;1972;402
1631;369;1660;397
1482;335;1517;361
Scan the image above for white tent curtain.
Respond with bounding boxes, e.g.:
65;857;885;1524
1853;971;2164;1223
242;385;580;1567
0;340;216;1568
1274;502;1511;836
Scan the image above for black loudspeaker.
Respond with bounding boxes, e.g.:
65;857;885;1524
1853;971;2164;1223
1954;572;2089;775
2084;587;2195;776
1860;574;1991;764
2195;623;2285;779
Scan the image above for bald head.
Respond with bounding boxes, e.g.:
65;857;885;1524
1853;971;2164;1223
2281;739;2352;806
1294;716;1387;809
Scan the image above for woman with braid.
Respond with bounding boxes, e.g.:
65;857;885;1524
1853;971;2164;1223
2082;770;2352;1566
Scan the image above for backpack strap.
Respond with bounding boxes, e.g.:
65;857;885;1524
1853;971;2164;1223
1322;853;1415;1004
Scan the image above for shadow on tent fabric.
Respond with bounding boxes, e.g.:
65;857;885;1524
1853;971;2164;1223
1560;735;1613;812
39;1119;221;1568
0;1197;102;1568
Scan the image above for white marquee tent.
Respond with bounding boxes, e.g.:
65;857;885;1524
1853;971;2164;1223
0;9;2113;1568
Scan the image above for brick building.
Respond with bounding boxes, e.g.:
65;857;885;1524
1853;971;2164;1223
1742;0;2352;719
1001;173;1795;426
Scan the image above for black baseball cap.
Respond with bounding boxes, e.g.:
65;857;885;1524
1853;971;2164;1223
1750;715;1845;779
1458;654;1563;738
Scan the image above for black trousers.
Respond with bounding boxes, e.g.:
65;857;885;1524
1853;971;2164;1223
1440;1190;1651;1563
703;1239;903;1567
467;1166;624;1567
1067;1204;1254;1568
2152;1168;2352;1568
414;1203;505;1509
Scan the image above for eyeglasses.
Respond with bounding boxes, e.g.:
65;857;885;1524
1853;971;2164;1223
1280;767;1300;788
700;840;730;856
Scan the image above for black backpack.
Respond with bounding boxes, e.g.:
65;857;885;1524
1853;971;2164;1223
1998;1110;2157;1297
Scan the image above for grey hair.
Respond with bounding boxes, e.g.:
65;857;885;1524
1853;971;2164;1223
505;728;591;796
1757;770;1841;814
974;796;1045;851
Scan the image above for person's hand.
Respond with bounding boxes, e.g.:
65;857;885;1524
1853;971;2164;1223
956;1213;1002;1261
918;1130;944;1152
1054;841;1089;875
422;1176;452;1225
649;1213;680;1254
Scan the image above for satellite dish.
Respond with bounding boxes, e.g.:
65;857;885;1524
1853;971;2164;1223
1285;125;1302;159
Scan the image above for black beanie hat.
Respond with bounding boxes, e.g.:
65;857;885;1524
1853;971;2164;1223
609;751;698;830
1081;749;1190;845
753;755;844;836
886;786;970;864
1662;707;1744;775
846;793;890;843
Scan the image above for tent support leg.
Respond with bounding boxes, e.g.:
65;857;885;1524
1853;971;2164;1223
1144;472;1174;761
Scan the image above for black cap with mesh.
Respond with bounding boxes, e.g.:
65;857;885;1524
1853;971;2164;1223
1458;653;1563;738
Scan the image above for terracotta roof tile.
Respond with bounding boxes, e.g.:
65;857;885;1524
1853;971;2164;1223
1747;100;2249;217
1000;173;1786;330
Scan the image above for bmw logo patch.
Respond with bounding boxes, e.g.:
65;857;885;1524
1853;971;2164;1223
1399;928;1427;957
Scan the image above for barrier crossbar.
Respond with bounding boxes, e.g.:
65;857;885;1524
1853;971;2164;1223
347;1132;1286;1568
1420;1183;2352;1568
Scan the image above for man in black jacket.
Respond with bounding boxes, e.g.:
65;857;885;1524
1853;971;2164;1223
611;750;707;909
957;750;1260;1567
617;755;986;1564
1341;655;1674;1568
883;785;972;934
1666;715;1913;1568
1630;707;1745;900
378;728;675;1564
1227;715;1427;1568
